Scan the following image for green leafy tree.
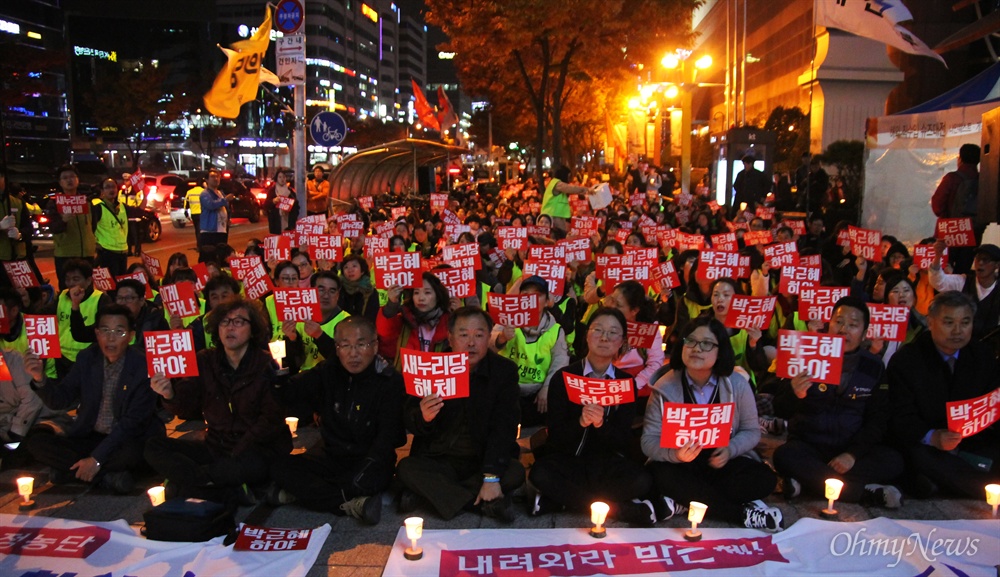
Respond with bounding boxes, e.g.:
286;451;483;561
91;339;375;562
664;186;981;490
820;139;864;216
763;106;810;174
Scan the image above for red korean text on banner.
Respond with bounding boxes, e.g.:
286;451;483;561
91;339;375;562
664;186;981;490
848;225;882;262
144;329;199;378
528;244;566;262
335;212;358;226
763;241;799;268
639;221;658;243
263;234;291;261
488;247;507;268
441;243;482;270
600;260;651;292
24;314;60;358
275;196;295;213
527;224;551;238
486;292;540;327
522;259;567;297
357;196;374;210
630;193;645;208
296;223;324;247
660;402;735;449
297;214;326;226
743;230;773;246
784;219;806;236
558;238;592;264
401;349;470;399
308;234;344;262
373;252;422;289
141;252;163;279
116;271;153;299
391;206;407;220
946;387;1000;438
723;295;777;329
245;263;276;300
228;255;261;281
445;223;471;241
569;197;590;214
0;525;111;559
866;304;909;342
696;251;747;283
2;260;39;288
779;265;821;294
913;244;948;270
798;286;850;322
339;220;365;239
756;206;775;220
623;246;657;261
54;194;89;215
800;254;822;268
421;257;442;272
274;288;321;322
234;525;312;552
935;217;976;247
128;171;144;190
676;192;693;207
93;266;115;293
569;216;601;238
627;321;659;349
653;260;681;292
775;330;844;385
432;266;477;299
563;373;634;406
0;304;9;333
837;228;851;247
613;227;631;244
675;210;691;226
280;230;297;249
191;262;210;291
496;226;528;251
364;235;389;260
675;231;705;251
160;282;200;320
710;232;738;252
373;220;395;238
430;193;448;213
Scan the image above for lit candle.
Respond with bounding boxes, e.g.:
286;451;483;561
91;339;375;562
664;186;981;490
590;501;610;538
403;517;423;560
739;202;748;212
16;476;34;509
685;501;708;541
822;478;844;518
986;484;1000;518
285;416;299;438
147;485;166;507
268;340;286;363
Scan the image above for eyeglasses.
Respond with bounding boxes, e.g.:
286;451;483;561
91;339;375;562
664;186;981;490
295;262;312;269
682;337;719;352
589;328;624;340
335;341;377;353
97;328;128;339
278;276;300;283
115;295;140;303
219;317;251;328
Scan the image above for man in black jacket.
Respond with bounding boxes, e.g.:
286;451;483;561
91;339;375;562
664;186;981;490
396;306;524;521
888;291;1000;498
270;316;405;524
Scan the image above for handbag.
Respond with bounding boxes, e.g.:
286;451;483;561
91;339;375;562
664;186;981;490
143;498;236;542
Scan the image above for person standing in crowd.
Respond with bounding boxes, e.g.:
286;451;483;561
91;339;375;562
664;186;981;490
45;165;96;290
928;241;1000;341
541;166;593;232
307;165;330;216
91;178;129;278
0;167;38;287
932;143;979;219
730;153;771;219
265;168;298;234
198;168;232;258
183;176;204;251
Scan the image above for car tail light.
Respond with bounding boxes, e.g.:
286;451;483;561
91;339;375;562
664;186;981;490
255;191;267;201
38;215;49;224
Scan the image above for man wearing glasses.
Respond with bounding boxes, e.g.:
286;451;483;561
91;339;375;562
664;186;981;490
146;298;291;505
22;305;163;493
68;278;169;350
269;316;404;524
285;271;350;372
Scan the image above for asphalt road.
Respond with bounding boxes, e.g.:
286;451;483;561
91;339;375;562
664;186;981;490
32;214;270;284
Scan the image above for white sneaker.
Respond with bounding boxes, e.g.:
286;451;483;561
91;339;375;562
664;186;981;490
742;500;784;532
862;484;903;509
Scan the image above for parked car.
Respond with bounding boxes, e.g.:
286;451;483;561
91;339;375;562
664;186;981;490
24;179;161;244
143;173;187;213
168;172;262;228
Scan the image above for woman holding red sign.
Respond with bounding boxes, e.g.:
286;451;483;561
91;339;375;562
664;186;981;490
264;168;297;235
642;316;783;531
603;280;664;395
377;272;451;368
708;278;774;389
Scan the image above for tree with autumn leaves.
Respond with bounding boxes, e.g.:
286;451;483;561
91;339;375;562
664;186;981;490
424;0;698;178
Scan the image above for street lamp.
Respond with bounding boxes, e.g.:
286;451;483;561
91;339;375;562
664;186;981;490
653;50;715;195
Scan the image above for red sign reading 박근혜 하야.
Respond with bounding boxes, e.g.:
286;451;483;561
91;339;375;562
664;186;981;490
401;349;469;399
626;321;659;349
775;330;844;385
374;252;422;289
273;288;321;322
3;260;39;288
723;296;776;330
946;387;1000;438
144;329;199;378
486;292;540;327
234;525;313;551
660;402;735;449
935;217;976;247
563;374;635;406
798;286;850;322
24;314;60;358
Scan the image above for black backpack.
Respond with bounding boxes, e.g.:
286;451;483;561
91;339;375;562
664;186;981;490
949;171;979;217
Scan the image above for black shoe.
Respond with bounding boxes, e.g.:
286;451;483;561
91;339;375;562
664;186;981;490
341;494;382;525
617;499;656;528
398;489;421;514
907;474;938;499
99;471;134;494
481;494;515;523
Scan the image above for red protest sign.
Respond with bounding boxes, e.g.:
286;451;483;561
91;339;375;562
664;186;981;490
763;241;799;268
373;252;422;289
866;304;909;342
913;244;948;270
228;255;261;281
275;196;295;213
234;525;313;552
432;266;477;299
339;220;365;239
935;218;976;247
569;197;590;214
569;216;601;238
743;230;773;246
372;220;395;238
755;206;775;220
627;321;659;349
191;262;210;291
800;254;822;268
660;402;735;448
274;288;321;322
528;244;566;262
54;194;89;215
391;206;407;220
357;195;374;210
783;219;806;236
676;231;705;252
234;259;274;300
0;304;9;334
24;314;60;358
308;234;344;262
441;243;482;270
92;267;116;292
798;286;850;322
776;330;844;385
613;228;631;244
0;351;10;380
116;271;153;299
697;251;749;282
522;259;567;297
778;265;821;294
563;373;635;406
711;232;738;252
263;235;291;261
401;349;470;399
160;282;201;320
2;260;39;288
653;260;681;292
496;226;528;251
486;292;540;327
527;225;551;238
364;235;389;260
946;388;1000;438
144;329;199;378
656;227;677;250
837;228;852;248
430;193;448;213
848;225;882;262
675;210;691;226
139;253;162;280
723;295;777;329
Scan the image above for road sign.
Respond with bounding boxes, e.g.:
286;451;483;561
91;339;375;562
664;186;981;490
309;112;347;147
276;34;306;86
275;0;304;34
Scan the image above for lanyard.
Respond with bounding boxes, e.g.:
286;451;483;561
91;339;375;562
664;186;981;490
680;370;720;405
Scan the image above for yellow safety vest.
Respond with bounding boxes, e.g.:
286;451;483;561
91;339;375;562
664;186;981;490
299;309;351;371
729;329;757;388
541;178;571;219
92;199;128;252
184;186;203;215
57;289;103;363
163;297;206;327
500;323;561;385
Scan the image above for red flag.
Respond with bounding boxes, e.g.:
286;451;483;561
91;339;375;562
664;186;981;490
437;86;458;130
411;79;440;131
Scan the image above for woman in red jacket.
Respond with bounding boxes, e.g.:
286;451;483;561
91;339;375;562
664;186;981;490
377;272;451;368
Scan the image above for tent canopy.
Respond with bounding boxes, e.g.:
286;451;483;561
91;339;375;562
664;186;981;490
898;62;1000;114
328;139;465;202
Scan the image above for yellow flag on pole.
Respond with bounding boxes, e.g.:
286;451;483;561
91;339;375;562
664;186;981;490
203;7;272;118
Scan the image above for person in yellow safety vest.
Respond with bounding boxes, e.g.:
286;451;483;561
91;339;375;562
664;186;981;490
540;165;594;233
286;271;351;372
91;178;130;278
265;262;305;359
0;287;58;380
489;275;569;427
708;278;775;390
44;165;96;291
118;173;144;208
54;259;106;379
671;251;714;337
184;182;204;249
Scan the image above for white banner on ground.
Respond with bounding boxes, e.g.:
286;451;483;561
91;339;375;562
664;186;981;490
0;514;330;577
384;518;998;576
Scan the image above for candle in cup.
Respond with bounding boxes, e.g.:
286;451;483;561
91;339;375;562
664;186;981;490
285;416;299;437
589;501;610;538
986;484;1000;517
403;516;423;560
822;478;844;517
147;485;166;507
16;476;34;509
268;340;286;363
685;501;708;541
